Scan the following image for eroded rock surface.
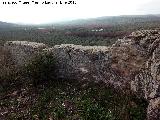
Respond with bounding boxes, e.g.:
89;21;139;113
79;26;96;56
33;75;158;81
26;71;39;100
2;30;160;119
111;30;160;120
4;41;47;66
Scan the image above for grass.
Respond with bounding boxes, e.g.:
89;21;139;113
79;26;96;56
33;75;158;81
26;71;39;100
0;78;148;120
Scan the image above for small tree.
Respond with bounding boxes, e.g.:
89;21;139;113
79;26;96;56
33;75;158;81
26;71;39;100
25;52;55;87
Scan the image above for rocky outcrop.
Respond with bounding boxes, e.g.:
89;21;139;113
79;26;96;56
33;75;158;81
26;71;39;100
4;41;47;66
45;45;111;82
2;30;160;120
111;30;160;120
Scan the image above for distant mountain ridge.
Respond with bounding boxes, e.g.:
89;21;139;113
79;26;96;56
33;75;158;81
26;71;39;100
0;21;18;28
55;14;160;26
1;14;160;28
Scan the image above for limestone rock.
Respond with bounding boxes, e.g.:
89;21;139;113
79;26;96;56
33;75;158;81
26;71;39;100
4;41;47;66
2;30;160;119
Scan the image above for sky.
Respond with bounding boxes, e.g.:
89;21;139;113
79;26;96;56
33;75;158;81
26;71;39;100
0;0;159;24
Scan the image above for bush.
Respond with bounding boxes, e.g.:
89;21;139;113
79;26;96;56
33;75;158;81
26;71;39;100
0;46;18;92
78;98;115;120
25;52;55;87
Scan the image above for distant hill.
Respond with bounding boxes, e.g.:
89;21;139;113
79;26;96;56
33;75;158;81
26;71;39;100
1;14;160;47
0;21;18;28
54;14;160;27
1;14;160;28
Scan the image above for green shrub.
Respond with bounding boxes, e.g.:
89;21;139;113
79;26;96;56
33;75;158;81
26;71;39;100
0;46;18;92
25;52;55;87
78;98;115;120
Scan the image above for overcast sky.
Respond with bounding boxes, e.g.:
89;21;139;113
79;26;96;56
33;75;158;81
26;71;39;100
0;0;159;24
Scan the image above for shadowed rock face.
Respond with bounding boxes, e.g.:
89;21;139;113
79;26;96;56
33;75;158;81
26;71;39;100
2;30;160;120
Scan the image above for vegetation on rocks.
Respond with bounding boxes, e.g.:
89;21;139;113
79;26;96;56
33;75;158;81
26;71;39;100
1;16;159;119
25;53;56;87
0;49;148;120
